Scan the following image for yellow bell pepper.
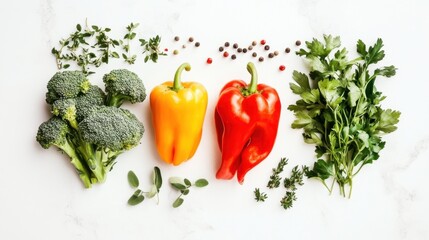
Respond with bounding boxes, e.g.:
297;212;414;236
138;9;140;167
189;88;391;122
150;63;208;165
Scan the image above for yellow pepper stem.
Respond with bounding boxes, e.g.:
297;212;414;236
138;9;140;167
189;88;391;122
172;63;191;91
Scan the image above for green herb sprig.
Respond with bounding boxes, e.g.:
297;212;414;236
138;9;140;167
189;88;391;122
127;167;162;206
254;157;306;211
121;22;139;64
52;20;165;75
254;188;268;202
289;35;400;198
267;157;288;189
169;177;209;208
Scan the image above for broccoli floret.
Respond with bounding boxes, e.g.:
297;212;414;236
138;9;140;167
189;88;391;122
79;106;145;151
103;69;146;107
51;98;78;129
36;117;92;188
46;71;90;104
75;85;106;122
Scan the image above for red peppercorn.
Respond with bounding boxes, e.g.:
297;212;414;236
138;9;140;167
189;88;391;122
260;39;266;45
279;65;286;71
164;48;168;52
206;58;213;64
223;51;229;57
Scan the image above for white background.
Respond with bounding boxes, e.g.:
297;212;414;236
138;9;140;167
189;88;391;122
1;0;428;239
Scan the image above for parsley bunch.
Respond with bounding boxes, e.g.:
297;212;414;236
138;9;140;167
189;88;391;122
289;35;400;198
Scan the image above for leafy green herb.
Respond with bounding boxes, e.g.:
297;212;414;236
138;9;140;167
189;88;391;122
52;20;165;75
254;188;268;202
267;157;288;189
127;170;140;188
283;165;308;191
289;35;400;197
139;35;167;63
121;22;139;64
128;189;145;206
169;177;209;208
127;167;163;206
280;191;296;210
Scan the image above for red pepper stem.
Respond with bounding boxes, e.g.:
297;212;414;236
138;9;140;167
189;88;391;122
172;63;191;91
247;62;258;94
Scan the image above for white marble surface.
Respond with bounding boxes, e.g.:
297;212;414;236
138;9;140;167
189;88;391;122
1;0;428;239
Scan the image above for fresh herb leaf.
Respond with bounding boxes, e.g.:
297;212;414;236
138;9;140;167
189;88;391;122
267;158;288;189
194;179;209;187
254;188;268;202
153;166;162;191
173;197;184;208
280;191;296;210
128;189;144;206
127;170;139;188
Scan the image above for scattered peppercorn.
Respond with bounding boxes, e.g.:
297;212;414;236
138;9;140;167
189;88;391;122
182;44;186;49
231;54;236;60
237;48;242;53
223;51;229;57
189;37;194;42
206;58;213;64
274;51;279;56
260;39;266;45
225;42;230;47
219;46;224;52
279;65;286;71
264;45;270;51
248;46;253;50
242;48;248;53
174;36;180;41
173;49;179;55
164;48;169;52
285;47;291;53
259;56;264;62
268;53;274;58
233;43;238;49
195;42;200;47
295;40;301;46
252;52;257;57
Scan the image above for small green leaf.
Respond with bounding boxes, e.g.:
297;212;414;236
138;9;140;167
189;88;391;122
63;64;70;69
184;178;192;187
76;24;82;31
153;166;162;191
194;179;209;187
181;189;190;195
128;189;144;206
127;171;139;188
171;183;187;190
173;198;184;208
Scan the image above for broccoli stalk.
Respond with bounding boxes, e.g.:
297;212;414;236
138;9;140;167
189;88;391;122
36;117;92;188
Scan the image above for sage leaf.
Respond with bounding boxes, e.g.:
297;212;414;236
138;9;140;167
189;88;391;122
173;198;184;208
128;189;144;206
127;170;139;188
195;179;209;187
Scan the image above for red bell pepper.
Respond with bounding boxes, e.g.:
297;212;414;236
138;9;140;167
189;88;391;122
215;62;281;183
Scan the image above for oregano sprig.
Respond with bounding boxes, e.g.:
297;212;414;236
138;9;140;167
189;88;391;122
267;157;288;189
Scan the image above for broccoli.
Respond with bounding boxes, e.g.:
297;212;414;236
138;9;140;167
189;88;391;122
75;85;106;122
36;70;146;188
103;69;147;107
36;117;92;188
46;71;90;104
